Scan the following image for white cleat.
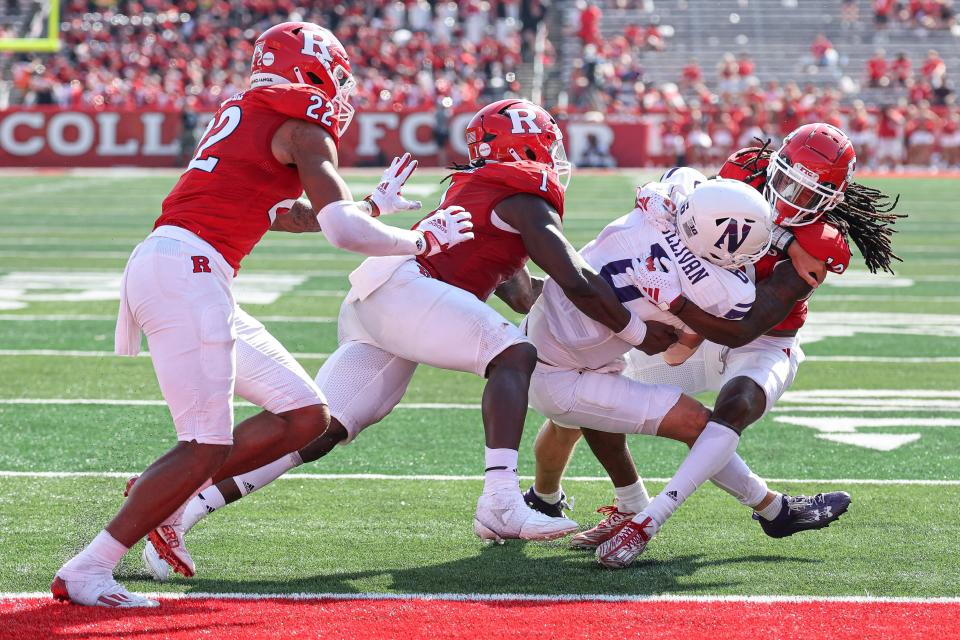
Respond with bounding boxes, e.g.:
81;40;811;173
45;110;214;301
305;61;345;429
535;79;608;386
51;573;159;608
142;541;171;582
474;490;578;542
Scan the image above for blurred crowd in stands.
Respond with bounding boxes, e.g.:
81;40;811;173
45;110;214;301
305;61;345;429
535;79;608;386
2;0;959;168
5;0;545;111
871;0;957;30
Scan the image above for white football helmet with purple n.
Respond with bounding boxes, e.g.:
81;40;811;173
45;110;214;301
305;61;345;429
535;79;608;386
676;179;774;269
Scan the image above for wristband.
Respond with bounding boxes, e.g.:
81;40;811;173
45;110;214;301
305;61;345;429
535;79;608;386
614;312;648;345
360;196;380;217
771;226;795;253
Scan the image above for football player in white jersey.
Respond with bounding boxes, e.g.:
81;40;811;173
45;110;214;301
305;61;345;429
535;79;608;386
523;169;777;568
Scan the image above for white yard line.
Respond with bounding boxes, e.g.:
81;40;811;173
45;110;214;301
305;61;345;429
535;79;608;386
0;470;957;486
815;294;960;303
0;349;333;359
1;591;958;604
0;398;477;409
0;315;336;323
1;348;957;364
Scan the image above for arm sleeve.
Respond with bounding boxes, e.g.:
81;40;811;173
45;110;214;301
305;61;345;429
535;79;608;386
317;200;425;256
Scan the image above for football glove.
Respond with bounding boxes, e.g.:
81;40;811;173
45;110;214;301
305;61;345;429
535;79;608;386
633;182;679;234
414;205;475;256
624;255;682;311
364;153;423;217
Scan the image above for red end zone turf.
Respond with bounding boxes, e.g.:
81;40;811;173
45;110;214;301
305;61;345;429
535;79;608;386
1;596;958;640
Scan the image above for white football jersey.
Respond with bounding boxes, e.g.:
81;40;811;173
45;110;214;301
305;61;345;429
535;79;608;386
526;187;755;371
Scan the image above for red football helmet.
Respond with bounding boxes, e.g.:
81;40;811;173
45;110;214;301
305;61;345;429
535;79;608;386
765;123;857;226
464;99;571;188
250;22;357;133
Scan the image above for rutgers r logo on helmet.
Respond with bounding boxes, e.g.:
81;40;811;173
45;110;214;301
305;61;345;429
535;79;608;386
506;109;544;134
463;98;572;189
301;31;334;65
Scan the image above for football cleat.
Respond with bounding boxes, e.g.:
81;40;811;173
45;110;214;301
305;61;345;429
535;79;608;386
147;524;195;578
595;514;659;569
124;475;196;578
51;574;159;608
570;504;635;551
522;485;573;518
141;541;171;582
474;490;578;542
753;492;852;539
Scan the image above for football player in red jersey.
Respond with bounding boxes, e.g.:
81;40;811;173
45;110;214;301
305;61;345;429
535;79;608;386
148;98;682;577
52;22;473;608
527;124;903;563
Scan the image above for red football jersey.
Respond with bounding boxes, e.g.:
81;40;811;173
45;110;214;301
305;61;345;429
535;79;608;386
752;222;851;331
415;161;565;301
156;84;340;271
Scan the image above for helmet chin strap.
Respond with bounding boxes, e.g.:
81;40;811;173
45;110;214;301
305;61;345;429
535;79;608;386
293;66;306;84
508;148;524;162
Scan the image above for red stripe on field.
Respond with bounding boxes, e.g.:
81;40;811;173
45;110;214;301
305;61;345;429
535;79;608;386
1;597;958;640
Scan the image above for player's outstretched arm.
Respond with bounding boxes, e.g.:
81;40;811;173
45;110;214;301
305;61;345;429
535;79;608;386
670;262;812;348
499;194;678;355
271;120;430;256
494;266;543;314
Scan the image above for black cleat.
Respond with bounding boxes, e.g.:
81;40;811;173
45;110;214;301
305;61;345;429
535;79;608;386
523;485;573;518
753;492;852;539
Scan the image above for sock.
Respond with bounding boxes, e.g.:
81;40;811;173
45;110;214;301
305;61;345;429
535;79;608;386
182;486;226;533
643;421;740;526
710;454;770;507
59;530;129;577
483;447;519;494
234;451;304;498
755;493;785;521
614;480;651;514
534;487;563;504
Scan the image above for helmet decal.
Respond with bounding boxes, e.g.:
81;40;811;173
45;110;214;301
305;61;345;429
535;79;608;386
713;219;753;253
506;109;543;134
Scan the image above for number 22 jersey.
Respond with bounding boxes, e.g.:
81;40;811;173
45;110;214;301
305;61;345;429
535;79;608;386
156;84;340;271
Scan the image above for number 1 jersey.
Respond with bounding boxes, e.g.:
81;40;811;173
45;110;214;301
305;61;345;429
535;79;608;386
156;84;339;271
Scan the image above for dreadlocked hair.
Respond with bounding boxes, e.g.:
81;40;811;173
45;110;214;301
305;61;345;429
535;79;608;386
734;139;906;274
442;159;486;183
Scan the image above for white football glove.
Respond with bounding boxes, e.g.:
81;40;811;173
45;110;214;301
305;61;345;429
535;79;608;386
633;182;680;234
624;255;682;312
364;153;423;217
414;205;475;256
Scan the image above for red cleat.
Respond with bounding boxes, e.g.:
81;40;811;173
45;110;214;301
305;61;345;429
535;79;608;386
570;505;636;550
595;515;659;569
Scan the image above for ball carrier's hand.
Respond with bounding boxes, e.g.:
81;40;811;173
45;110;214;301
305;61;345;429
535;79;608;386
414;206;475;256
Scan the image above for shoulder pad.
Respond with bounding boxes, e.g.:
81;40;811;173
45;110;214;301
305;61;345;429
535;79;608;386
246;84;340;142
793;222;852;274
475;161;565;215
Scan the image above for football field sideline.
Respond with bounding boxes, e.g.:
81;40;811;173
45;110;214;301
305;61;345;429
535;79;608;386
1;469;958;485
3;592;957;640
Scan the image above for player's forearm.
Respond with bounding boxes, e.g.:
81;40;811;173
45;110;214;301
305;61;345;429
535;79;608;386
494;267;542;314
672;265;808;347
269;200;321;233
316;200;426;256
